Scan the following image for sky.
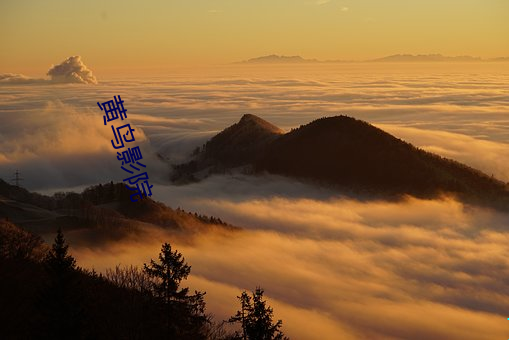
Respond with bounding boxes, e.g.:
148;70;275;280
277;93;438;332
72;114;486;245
1;0;508;75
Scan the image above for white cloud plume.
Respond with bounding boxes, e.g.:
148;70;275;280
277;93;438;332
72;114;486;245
0;55;97;84
47;56;97;84
0;99;172;190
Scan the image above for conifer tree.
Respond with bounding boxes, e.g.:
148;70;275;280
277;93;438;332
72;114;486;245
144;242;207;339
229;288;288;340
45;228;76;274
40;228;84;340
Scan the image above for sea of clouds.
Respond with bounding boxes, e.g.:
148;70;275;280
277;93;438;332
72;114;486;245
1;59;509;339
2;61;508;189
73;191;509;339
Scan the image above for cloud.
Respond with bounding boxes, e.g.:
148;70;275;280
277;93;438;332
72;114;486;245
377;124;509;181
2;64;509;191
47;56;97;84
0;100;170;190
1;63;508;193
341;6;349;11
0;56;97;85
2;63;507;339
0;73;45;84
69;184;509;340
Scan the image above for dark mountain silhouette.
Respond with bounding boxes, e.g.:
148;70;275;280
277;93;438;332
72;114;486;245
172;114;283;182
203;113;282;166
173;115;509;210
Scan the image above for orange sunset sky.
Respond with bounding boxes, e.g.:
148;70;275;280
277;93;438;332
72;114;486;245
1;0;508;75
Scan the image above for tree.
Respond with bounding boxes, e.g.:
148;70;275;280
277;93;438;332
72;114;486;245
144;242;208;339
0;220;44;260
105;264;152;292
40;228;84;340
45;228;76;274
229;288;288;340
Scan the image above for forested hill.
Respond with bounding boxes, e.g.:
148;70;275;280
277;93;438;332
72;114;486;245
173;114;509;210
0;180;235;237
0;184;286;339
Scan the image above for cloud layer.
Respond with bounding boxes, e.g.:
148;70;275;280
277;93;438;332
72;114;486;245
1;63;508;190
70;186;509;340
0;99;169;190
2;63;509;339
0;73;45;84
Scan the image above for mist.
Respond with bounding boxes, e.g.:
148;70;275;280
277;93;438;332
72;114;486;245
2;63;509;191
2;63;509;339
70;187;509;340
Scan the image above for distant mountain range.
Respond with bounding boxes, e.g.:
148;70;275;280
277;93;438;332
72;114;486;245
238;54;509;64
371;54;482;62
172;114;509;210
238;55;320;64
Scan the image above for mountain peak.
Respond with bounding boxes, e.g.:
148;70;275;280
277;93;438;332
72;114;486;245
177;114;283;171
237;114;283;134
239;113;261;123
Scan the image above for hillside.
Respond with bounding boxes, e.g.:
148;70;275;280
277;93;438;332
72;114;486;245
0;180;236;240
0;220;211;339
172;115;509;209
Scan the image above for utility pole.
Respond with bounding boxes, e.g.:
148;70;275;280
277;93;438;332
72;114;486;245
11;170;23;187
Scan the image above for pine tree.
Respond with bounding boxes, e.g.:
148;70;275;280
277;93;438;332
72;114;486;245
144;242;207;339
229;288;288;340
40;228;84;340
230;291;251;340
45;228;76;274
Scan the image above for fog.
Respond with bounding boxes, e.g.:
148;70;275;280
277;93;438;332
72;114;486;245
1;63;508;190
2;63;509;339
71;190;509;339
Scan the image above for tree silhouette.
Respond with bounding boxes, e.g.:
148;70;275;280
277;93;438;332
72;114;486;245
40;228;84;340
229;288;288;340
45;228;76;274
144;242;207;339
